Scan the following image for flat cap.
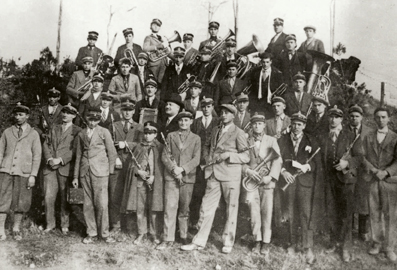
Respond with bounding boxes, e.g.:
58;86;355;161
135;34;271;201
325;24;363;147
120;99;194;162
137;52;149;60
328;105;343;117
273;18;284;25
173;46;186;57
176;109;194;121
143;121;159;132
220;104;237;115
271;96;286;104
81;56;93;63
86;107;102;120
47;87;61;97
121;98;136;111
189;81;202;89
291;111;307;123
304;25;316;32
226;60;238;69
13;102;30;114
92;74;104;83
183;33;194;41
201;97;214;106
225;38;236;47
122;28;134;36
208;21;220;29
235;92;249;102
145;78;158;88
151;18;162;26
348;104;363;115
285;34;297;42
293;72;306;82
61;103;78;115
200;47;212;55
88;31;99;40
250;112;266;123
101;92;113;101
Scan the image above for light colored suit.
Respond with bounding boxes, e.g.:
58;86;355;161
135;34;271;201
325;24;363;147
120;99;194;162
108;74;142;102
143;33;168;83
265;115;291;138
66;70;96;107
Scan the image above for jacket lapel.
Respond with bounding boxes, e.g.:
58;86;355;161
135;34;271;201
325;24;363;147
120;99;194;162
52;106;62;121
216;124;235;149
379;131;393;153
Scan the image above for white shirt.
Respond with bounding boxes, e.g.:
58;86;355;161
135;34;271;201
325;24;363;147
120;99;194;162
202;115;213;128
226;54;236;61
92;91;101;100
62;122;73;132
100;107;109;120
87;127;95;139
175;63;184;73
48;105;58;115
147;96;155;106
377;126;388;144
295;91;303;103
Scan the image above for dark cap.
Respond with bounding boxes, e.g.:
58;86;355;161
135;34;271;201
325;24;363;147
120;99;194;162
121;98;136;111
208;21;220;29
122;28;133;36
145;78;158;88
61;103;78;115
47;87;61;97
201;97;214;107
226;60;238;69
137;52;149;60
143;121;159;132
82;56;93;63
225;38;236;47
200;47;212;55
173;46;186;57
312;93;329;106
165;93;184;108
101;92;113;101
189;81;202;89
175;109;194;121
151;18;162;26
235;92;249;102
285;34;297;42
291;111;307;123
250;112;266;123
293;72;306;82
328;105;343;117
304;25;316;32
13;102;30;114
348;104;363;115
183;33;194;41
220;104;237;116
88;31;99;40
271;96;286;104
273;18;284;26
92;74;104;83
86;107;102;120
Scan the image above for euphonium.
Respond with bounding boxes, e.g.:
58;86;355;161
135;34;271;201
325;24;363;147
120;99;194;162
148;31;182;62
210;29;235;60
124;47;138;66
236;34;265;79
306;50;334;95
177;75;197;94
270;83;288;99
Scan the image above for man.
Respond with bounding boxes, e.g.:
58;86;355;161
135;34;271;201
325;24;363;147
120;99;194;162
143;18;168;83
274;35;309;86
40;87;63;136
77;74;105;125
265;96;291;139
159;94;184;139
305;93;329;140
218;38;241;80
183;81;217;117
157;110;201;249
298;26;325;54
283;73;312;116
248;52;283;117
161;47;191;101
199;21;222;51
348;104;372;242
75;31;103;69
0;103;41;241
320;106;363;262
192;47;216;99
362;107;397;262
278;112;320;265
131;52;154;92
73;107;118;244
183;33;199;67
66;56;96;108
98;92;121;132
234;92;251;130
181;104;250;253
265;18;287;57
114;28;143;69
214;61;247;110
243;113;282;259
42;104;81;235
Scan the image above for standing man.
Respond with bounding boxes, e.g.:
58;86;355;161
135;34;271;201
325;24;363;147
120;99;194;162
265;96;291;139
181;104;250;253
159;94;184;139
218;38;241;79
131;52;154;92
77;74;105;124
114;28;143;69
0;103;41;241
183;33;199;67
98;92;121;131
305;93;329;140
265;18;287;57
42;104;81;235
298;26;325;54
283;73;312;117
40;88;63;136
199;21;222;51
362;107;397;262
192;47;216;99
75;31;103;69
233;92;251;130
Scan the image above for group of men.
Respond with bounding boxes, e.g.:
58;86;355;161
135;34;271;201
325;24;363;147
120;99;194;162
0;17;396;268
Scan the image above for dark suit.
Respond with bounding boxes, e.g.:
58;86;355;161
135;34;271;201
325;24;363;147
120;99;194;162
143;34;168;83
298;38;325;54
234;110;251;130
40;105;63;134
192;61;216;99
66;70;96;108
98;107;121;132
283;91;312;117
131;65;154;93
75;45;103;69
161;63;191;100
305;111;329;140
114;43;143;69
133;97;165;124
275;51;309;86
218;53;241;80
265;32;288;58
214;77;246;109
77;93;103;127
158;116;180;142
199;37;222;51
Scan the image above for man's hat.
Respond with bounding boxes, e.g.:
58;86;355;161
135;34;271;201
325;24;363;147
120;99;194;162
86;107;102;120
121;98;136;111
219;104;237;116
61;103;78;115
285;34;297;42
304;25;316;32
235;92;249;102
189;81;202;89
200;47;212;55
122;28;134;36
250;112;266;123
88;31;99;40
208;21;220;29
225;38;237;47
13;102;30;114
312;92;329;106
143;121;159;132
81;56;93;63
328;105;343;117
165;93;184;108
348;104;363;115
271;96;286;105
273;18;284;26
291;111;307;123
92;74;104;83
226;60;238;69
101;92;113;101
175;109;194;121
137;52;149;60
145;78;158;88
119;57;132;66
47;87;61;97
151;18;162;26
173;46;186;57
293;72;306;82
183;33;194;42
201;97;214;107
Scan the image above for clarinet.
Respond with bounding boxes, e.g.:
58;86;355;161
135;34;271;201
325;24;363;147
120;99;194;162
160;132;184;186
124;141;153;191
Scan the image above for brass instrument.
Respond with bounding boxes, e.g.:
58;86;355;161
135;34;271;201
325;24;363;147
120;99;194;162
242;148;280;192
270;83;288;99
208;61;222;84
236;34;265;79
177;75;197;94
243;121;252;133
340;134;360;175
210;29;235;59
124;141;153;191
306;50;334;96
148;31;182;62
124;47;139;67
200;144;254;170
186;51;200;67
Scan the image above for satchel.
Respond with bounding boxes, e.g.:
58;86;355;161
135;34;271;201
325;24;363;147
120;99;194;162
67;187;84;204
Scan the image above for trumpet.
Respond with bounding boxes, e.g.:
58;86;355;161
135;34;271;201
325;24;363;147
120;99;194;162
186;51;200;67
177;75;197;94
148;31;182;62
271;83;288;99
208;61;222;84
124;47;139;67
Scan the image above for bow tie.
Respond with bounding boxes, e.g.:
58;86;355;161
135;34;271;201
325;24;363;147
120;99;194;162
377;130;387;134
156;35;162;41
210;36;217;41
288;51;295;55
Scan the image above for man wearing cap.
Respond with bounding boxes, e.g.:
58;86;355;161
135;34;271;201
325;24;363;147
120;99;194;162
131;52;155;92
143;18;167;83
42;104;82;235
184;81;217;117
278;112;320;265
183;33;199;67
40;88;63;137
218;38;242;79
75;31;103;69
192;47;216;99
248;52;283;117
161;47;191;101
320;105;363;262
0;103;42;241
157;110;201;250
234;92;251;130
77;74;105;125
274;35;309;86
66;56;96;108
73;107;118;244
243;112;282;258
98;92;121;131
265;96;291;139
114;28;143;69
265;18;287;57
159;93;184;139
283;72;312;116
181;104;249;254
199;21;222;51
362;107;397;262
298;26;325;54
305;93;329;139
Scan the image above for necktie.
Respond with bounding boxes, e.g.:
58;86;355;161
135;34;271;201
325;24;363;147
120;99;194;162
354;127;358;136
316;114;321;123
157;35;162;42
123;121;129;134
329;131;338;143
239;112;244;124
176;66;181;75
204;117;209;129
288;53;293;60
296;92;301;103
124;77;129;90
276;117;282;135
87;128;93;139
101;110;107;122
166;118;171;126
17;126;23;138
292;135;300;155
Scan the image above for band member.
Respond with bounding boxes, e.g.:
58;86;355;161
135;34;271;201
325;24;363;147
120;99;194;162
131;52;154;92
234;92;251;130
265;96;291;139
274;35;309;86
77;74;105;125
98;92;121;131
283;73;312;116
248;52;283;117
183;33;199;67
265;18;287;57
218;38;241;79
192;47;216;99
320;106;363;262
159;94;184;139
199;21;222;51
73;107;118;244
279;112;320;265
66;56;96;108
181;104;250;253
143;18;167;83
298;25;325;54
348;104;372;242
243;113;282;258
42;104;81;235
305;94;329;139
362;107;397;262
40;88;63;135
183;81;202;115
75;31;103;69
214;61;247;110
0;103;41;241
114;28;143;69
161;47;191;101
121;121;163;245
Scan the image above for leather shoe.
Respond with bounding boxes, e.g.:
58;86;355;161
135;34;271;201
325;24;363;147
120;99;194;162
287;245;295;256
150;234;161;245
342;249;351;263
181;243;205;251
222;246;233;254
368;244;381;255
13;231;22;241
156;241;174;250
260;243;270;262
306;248;315;265
134;234;146;245
82;235;98;244
43;228;55;234
61;228;69;236
252;242;261;253
180;238;189;245
386;251;397;262
104;236;116;243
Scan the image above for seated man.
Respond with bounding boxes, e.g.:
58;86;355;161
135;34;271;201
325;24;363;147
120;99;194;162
233;92;251;131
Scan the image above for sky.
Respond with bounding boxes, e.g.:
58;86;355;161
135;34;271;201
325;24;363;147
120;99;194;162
1;0;396;104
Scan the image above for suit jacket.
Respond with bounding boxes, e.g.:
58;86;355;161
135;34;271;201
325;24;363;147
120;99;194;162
41;104;63;132
114;43;143;69
143;34;167;68
161;131;201;183
113;120;144;163
74;126;117;178
218;53;242;79
66;70;96;107
131;65;154;92
183;47;199;66
275;51;309;86
265;32;288;57
191;116;219;163
234;111;251;130
75;45;103;68
98;107;121;131
305;111;329;140
283;91;312;117
203;123;250;181
362;129;397;183
265;115;291;137
158;116;180;142
77;92;103;125
199;37;222;51
108;74;142;102
183;99;218;118
192;61;216;99
161;63;191;100
43;124;82;176
214;77;247;108
243;134;283;189
133;97;165;123
298;38;325;54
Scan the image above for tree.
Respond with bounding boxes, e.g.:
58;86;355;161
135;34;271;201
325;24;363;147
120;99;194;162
107;5;136;53
201;0;229;37
233;0;238;45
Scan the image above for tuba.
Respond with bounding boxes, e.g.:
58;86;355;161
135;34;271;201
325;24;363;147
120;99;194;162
236;34;265;79
124;48;139;67
306;50;335;95
148;31;182;62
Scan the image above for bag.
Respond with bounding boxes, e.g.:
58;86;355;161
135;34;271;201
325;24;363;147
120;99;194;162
67;187;84;204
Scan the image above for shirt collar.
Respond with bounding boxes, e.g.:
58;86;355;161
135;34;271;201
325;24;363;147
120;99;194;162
62;121;73;129
100;107;109;113
276;113;285;120
147;96;155;103
15;122;28;132
175;63;184;70
378;126;389;133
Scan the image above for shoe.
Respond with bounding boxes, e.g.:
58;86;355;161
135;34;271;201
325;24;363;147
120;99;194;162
110;227;121;236
82;235;98;244
156;241;174;250
61;228;69;236
252;241;261;253
180;238;189;245
43;228;55;234
151;234;161;245
104;236;116;243
306;248;316;265
368;244;381;255
222;246;233;254
342;249;351;263
13;231;22;241
0;234;6;241
134;234;146;245
181;243;205;251
325;244;337;254
359;233;370;242
386;251;397;262
260;243;270;262
287;245;295;256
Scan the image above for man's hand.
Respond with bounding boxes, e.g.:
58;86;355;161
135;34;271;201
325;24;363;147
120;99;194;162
115;158;122;169
219;152;230;162
179;92;187;101
282;171;295;184
157;43;165;50
261;175;272;185
52;158;61;166
118;141;126;149
48;158;55;167
72;178;79;188
334;159;349;171
376;170;389;181
173;166;184;176
147;175;155;185
246;168;261;182
300;164;311;174
27;176;35;189
137;169;149;180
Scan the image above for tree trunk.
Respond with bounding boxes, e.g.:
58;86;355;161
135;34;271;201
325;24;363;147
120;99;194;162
56;0;63;64
233;0;238;46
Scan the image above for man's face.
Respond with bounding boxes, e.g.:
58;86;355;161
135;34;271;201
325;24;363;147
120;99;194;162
145;85;157;97
220;109;234;124
61;111;76;123
328;115;343;128
201;104;213;117
190;87;202;98
178;117;193;130
14;112;29;126
227;67;237;77
305;29;315;39
165;102;180;116
286;40;296;51
138;58;147;66
101;99;112;109
87;119;100;129
151;23;160;33
201;54;211;62
48;96;60;106
121;109;134;120
82;61;93;71
87;39;96;46
374;111;389;129
293;79;306;92
272;102;286;116
313;101;326;115
236;100;249;112
175;55;184;65
143;131;157;142
125;34;134;44
349;112;363;127
183;40;193;49
209;27;218;37
273;24;283;34
92;81;103;92
121;64;131;75
261;58;272;70
291;120;306;135
252;121;265;134
226;46;236;56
